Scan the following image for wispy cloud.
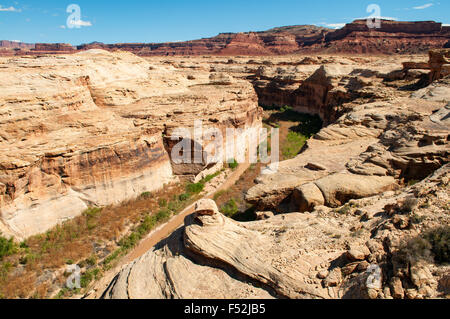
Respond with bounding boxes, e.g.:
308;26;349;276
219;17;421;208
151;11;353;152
69;19;92;27
413;3;434;10
0;5;21;12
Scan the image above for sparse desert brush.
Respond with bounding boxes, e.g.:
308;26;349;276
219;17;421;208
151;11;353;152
424;226;449;264
0;234;17;261
221;199;239;217
400;196;419;213
227;159;239;170
396;226;450;265
186;182;205;194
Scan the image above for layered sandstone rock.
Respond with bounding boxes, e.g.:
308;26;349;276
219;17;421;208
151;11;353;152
100;50;449;300
245;54;449;212
91;20;448;56
34;43;75;52
103;165;449;299
0;50;261;239
3;20;448;58
0;40;34;50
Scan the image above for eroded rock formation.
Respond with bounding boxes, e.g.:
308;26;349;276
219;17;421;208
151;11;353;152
103;166;449;299
1;46;448;299
2;20;448;57
102;49;449;299
79;20;449;56
0;50;262;239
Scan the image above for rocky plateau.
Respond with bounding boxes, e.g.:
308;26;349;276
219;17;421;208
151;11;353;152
1;20;449;57
0;43;448;299
100;49;449;300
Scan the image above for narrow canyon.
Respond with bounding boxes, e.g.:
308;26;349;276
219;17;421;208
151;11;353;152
0;33;449;299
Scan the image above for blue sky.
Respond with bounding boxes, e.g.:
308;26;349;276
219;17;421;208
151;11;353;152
0;0;448;45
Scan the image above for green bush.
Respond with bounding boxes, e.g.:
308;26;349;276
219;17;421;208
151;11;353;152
140;192;152;199
282;131;307;160
168;199;183;212
186;182;205;194
156;209;171;222
202;172;219;183
137;215;156;236
179;193;190;201
0;262;12;280
82;207;102;219
227;159;239;170
424;226;449;264
221;199;239;217
103;249;122;268
158;199;168;208
0;235;17;261
80;268;100;288
397;226;450;265
280;105;293;113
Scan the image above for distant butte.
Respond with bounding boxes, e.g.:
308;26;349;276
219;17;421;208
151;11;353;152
1;20;449;57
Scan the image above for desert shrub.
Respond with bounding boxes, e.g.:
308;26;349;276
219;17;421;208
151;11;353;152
179;193;190;201
168;199;183;212
282;131;307;160
424;226;449;264
140;192;152;199
158;199;167;207
118;232;140;250
85;255;97;267
221;199;239;217
137;215;156;236
83;207;102;219
227;159;239;170
103;249;122;268
202;171;221;183
156;209;171;221
280;105;293;113
80;268;100;288
19;253;39;266
0;235;17;261
0;262;12;280
337;204;351;215
400;197;419;213
397;226;450;265
186;182;205;194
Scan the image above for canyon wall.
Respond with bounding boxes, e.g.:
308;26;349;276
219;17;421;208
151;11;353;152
0;50;261;239
101;51;449;300
78;20;449;56
2;20;448;57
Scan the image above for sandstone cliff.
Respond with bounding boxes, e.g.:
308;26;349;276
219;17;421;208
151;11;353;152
101;50;449;300
79;20;449;56
0;50;261;239
2;20;448;58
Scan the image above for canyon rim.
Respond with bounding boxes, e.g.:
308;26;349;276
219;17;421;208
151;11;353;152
0;7;449;303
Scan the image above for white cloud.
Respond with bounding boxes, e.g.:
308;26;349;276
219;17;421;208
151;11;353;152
69;19;92;27
10;39;20;42
0;5;21;12
443;24;450;26
357;16;397;21
413;3;434;10
59;25;66;29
